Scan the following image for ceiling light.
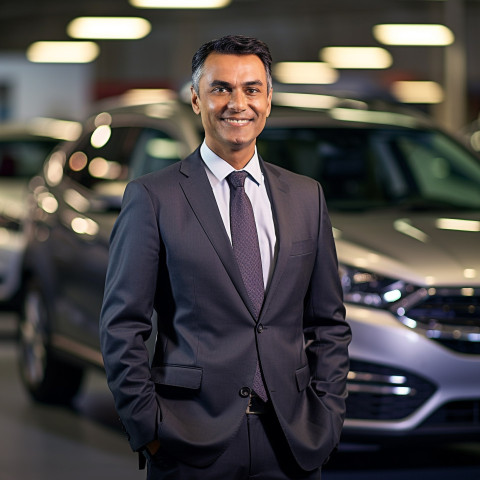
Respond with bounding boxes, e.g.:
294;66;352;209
273;62;338;84
130;0;230;8
320;47;392;69
373;24;454;46
464;269;477;279
391;81;444;104
26;41;100;63
67;17;151;40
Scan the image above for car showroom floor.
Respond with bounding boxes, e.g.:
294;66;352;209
1;312;480;480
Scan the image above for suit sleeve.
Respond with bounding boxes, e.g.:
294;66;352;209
303;182;351;438
99;180;161;452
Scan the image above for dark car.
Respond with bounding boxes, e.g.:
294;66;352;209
17;94;480;442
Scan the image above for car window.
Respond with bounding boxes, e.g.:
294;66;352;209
0;140;56;178
63;126;183;190
397;132;480;208
129;127;184;179
257;127;480;210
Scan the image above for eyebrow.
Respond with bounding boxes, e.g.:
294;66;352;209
209;79;264;88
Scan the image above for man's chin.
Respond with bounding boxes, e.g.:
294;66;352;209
229;138;255;151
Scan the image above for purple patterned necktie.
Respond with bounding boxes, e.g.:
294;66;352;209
227;171;268;402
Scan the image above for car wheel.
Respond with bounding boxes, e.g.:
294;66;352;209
17;279;84;405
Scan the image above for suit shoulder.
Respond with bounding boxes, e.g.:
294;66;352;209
130;147;201;190
263;161;320;189
131;160;181;189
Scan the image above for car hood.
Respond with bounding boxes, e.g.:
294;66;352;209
0;179;29;221
331;209;480;287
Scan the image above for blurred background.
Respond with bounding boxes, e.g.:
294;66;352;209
1;0;479;133
1;1;480;479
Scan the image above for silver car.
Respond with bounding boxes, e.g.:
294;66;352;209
258;99;480;441
18;96;480;442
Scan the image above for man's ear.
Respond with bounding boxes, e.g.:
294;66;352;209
191;86;201;115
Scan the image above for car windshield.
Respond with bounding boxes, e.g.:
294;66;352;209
0;139;57;178
257;127;480;211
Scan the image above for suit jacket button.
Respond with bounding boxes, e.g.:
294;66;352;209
257;323;264;333
239;387;251;398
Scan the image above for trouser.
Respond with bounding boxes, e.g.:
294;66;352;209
145;406;322;480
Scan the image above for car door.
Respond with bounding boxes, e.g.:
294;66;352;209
46;119;192;361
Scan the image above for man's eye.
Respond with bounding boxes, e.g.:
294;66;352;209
213;87;228;93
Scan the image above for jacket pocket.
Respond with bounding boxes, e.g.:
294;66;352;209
290;238;314;257
151;364;203;389
295;364;311;392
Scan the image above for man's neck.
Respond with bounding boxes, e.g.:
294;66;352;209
205;142;255;170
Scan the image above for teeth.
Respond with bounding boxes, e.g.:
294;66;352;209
225;119;249;125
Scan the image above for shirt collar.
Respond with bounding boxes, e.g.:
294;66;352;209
200;140;263;186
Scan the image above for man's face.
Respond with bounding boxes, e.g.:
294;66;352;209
191;53;272;161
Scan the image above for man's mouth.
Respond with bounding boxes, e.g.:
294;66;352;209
223;118;251;125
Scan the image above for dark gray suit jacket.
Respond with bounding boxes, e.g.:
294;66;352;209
100;147;351;471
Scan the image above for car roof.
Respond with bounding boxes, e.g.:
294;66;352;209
85;90;435;135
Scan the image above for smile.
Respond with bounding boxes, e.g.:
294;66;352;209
223;118;251;125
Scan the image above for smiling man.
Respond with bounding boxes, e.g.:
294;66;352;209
100;35;351;480
191;50;272;168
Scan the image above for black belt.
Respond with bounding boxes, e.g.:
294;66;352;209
246;393;270;415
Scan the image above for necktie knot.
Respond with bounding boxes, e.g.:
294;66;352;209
227;170;248;189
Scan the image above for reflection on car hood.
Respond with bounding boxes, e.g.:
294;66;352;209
331;209;480;286
0;179;29;221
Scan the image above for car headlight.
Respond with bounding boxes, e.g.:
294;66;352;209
339;264;415;309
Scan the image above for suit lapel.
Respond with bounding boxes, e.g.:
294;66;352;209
260;160;294;320
178;149;259;320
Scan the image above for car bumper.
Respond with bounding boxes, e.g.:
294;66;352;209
343;304;480;440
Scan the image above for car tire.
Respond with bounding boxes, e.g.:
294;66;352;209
17;279;84;405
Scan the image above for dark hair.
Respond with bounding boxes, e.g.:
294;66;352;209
191;35;272;94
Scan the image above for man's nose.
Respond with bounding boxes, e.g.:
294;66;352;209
228;90;247;111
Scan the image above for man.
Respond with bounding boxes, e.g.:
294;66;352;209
100;35;351;479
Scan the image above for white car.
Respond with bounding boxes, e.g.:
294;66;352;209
0;119;80;307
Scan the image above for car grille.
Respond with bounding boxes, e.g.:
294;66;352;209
421;399;480;428
346;360;437;420
393;287;480;355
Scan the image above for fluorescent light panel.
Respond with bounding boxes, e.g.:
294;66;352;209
67;17;151;40
27;41;99;63
373;24;454;46
391;81;444;104
130;0;230;8
320;47;392;69
273;62;338;84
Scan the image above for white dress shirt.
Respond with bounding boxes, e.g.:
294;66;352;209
201;141;277;289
